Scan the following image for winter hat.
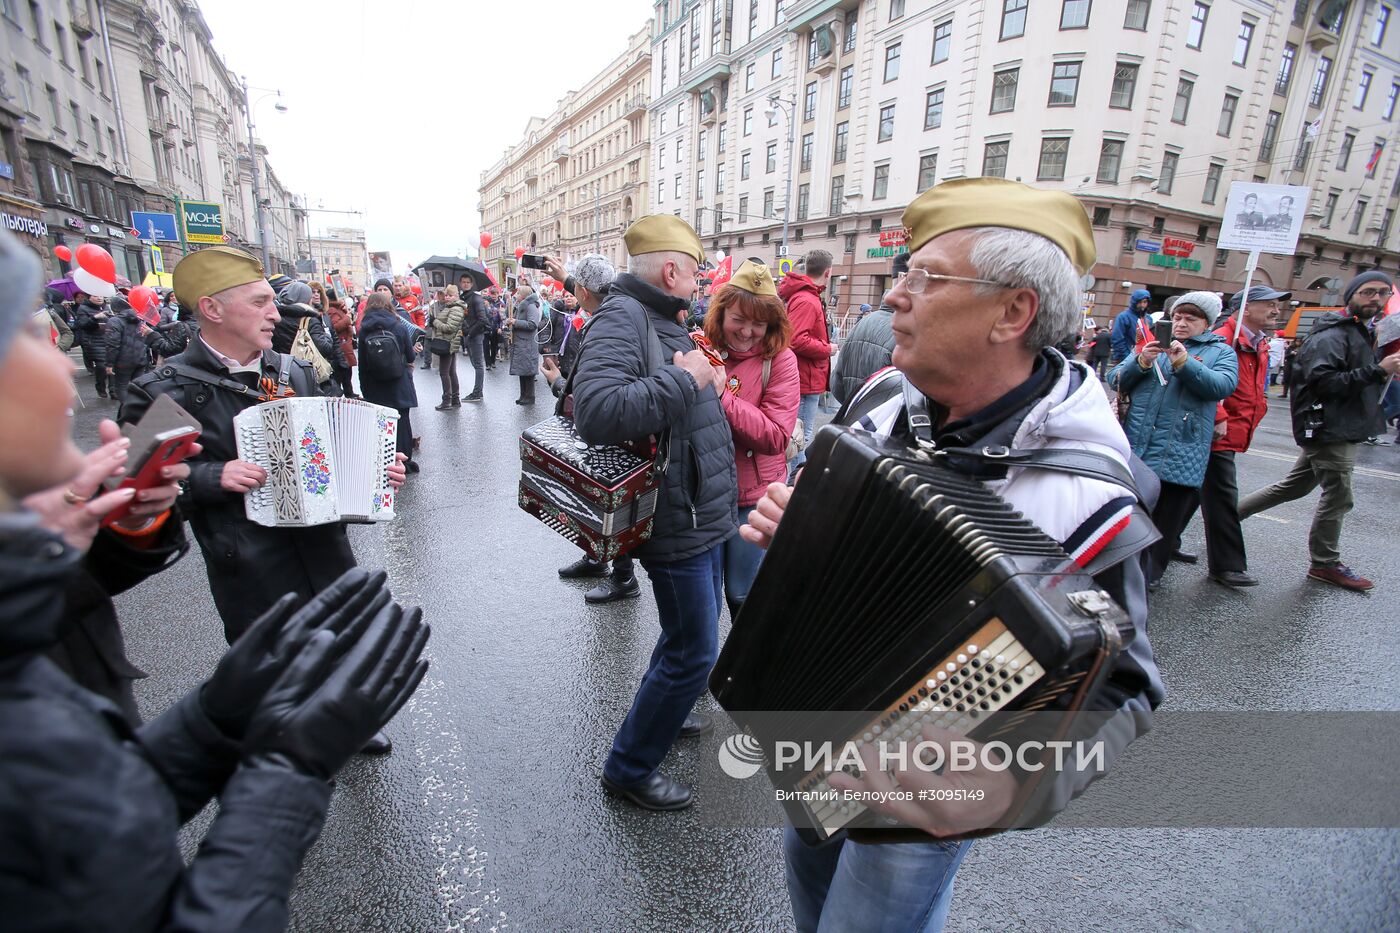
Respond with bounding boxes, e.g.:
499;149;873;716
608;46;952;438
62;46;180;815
266;273;294;293
1173;291;1223;327
373;277;394;292
278;281;313;305
0;228;42;365
572;254;616;295
1342;270;1393;305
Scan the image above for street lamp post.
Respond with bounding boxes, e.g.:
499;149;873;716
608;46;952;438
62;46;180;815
765;95;798;262
241;78;286;270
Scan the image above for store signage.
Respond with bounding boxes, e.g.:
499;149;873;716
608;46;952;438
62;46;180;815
0;162;13;180
1148;253;1202;272
1135;239;1162;253
867;245;910;258
1162;236;1196;258
877;229;910;247
179;200;225;244
107;226;126;239
0;210;48;238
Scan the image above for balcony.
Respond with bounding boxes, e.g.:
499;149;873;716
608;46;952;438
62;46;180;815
553;141;570;164
624;95;648;115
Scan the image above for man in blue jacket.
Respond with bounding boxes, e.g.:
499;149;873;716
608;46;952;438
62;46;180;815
1110;288;1152;364
571;215;738;811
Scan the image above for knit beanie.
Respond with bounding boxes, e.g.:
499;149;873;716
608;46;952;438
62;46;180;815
0;229;42;365
1172;290;1223;327
1342;270;1392;305
278;281;313;305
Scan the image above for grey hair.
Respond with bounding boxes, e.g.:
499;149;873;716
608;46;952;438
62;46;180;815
965;227;1081;351
572;254;616;294
627;250;694;287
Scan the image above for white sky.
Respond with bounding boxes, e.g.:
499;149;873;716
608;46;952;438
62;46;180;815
200;0;654;273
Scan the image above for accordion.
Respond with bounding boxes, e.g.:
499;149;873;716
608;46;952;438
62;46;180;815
710;426;1134;840
234;396;399;527
518;415;662;562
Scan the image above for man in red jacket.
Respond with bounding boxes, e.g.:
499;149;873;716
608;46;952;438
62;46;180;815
1187;284;1288;587
778;248;833;476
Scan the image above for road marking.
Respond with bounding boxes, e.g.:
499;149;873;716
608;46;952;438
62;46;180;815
1242;449;1400;482
1253;514;1291;524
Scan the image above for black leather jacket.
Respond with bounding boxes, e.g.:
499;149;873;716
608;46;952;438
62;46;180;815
1289;312;1390;445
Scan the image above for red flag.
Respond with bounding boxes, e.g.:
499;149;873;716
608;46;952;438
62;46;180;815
1366;141;1385;173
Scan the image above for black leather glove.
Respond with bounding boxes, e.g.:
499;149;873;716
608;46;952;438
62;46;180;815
200;567;390;740
242;601;430;781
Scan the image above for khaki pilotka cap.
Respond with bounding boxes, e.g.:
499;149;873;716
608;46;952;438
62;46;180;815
900;177;1097;276
623;214;705;264
173;246;266;309
727;259;779;298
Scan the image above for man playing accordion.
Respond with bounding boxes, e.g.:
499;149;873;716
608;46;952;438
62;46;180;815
741;179;1165;932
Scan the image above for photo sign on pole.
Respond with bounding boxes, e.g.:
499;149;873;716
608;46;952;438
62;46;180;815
1217;182;1310;344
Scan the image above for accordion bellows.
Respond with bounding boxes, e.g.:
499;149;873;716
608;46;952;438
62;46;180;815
234;397;399;527
518;415;662;562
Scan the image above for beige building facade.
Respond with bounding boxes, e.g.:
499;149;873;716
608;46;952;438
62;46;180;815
307;225;369;295
649;0;1400;320
479;26;652;280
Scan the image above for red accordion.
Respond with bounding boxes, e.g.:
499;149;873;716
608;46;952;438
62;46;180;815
518;415;663;562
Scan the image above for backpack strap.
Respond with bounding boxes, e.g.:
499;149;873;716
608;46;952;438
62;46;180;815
761;357;772;390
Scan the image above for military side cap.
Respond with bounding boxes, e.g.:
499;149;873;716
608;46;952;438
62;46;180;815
900;178;1096;276
623;214;704;264
173;246;266;309
728;259;778;297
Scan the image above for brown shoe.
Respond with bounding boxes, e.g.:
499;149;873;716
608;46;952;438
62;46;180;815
1307;564;1374;592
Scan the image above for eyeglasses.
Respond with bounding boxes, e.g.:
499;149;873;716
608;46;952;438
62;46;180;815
1355;287;1393;299
897;268;1009;295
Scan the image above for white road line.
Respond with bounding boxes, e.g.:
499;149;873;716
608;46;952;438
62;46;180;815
1254;514;1292;524
1242;448;1400;482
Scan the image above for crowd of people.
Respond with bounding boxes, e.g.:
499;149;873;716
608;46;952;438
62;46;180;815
3;167;1398;932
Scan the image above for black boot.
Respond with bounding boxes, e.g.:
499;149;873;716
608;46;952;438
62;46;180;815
449;394;461;408
585;574;641;604
435;396;452;411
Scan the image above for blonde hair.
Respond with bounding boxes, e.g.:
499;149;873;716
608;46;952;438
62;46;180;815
443;285;460;300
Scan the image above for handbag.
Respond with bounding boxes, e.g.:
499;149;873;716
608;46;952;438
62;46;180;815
291;317;334;383
428;337;451;356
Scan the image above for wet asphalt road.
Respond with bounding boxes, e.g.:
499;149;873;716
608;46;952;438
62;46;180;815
73;357;1399;932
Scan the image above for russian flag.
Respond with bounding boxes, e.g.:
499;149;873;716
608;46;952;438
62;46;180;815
1366;141;1385;174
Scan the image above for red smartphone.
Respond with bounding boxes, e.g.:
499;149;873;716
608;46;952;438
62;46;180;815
101;428;200;528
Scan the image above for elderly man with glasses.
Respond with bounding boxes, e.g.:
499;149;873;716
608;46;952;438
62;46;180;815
1238;271;1400;591
743;178;1163;933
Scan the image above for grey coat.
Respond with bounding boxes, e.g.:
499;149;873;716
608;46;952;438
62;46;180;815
831;305;896;404
509;295;542;376
571;273;738;563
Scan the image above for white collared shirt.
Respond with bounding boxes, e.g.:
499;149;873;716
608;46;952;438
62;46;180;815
199;336;261;375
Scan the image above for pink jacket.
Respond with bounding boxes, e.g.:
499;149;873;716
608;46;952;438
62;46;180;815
719;346;800;506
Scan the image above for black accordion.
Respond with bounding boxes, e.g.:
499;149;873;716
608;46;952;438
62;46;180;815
710;426;1135;840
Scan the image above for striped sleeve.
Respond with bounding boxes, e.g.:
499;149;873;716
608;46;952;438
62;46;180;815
1060;495;1136;569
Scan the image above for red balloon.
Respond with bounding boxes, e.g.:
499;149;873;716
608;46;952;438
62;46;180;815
479;232;493;249
514;247;526;260
72;243;118;297
54;245;72;262
127;285;160;325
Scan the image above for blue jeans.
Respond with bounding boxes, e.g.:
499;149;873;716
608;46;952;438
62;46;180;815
603;545;723;786
789;393;821;477
784;827;972;933
721;527;765;614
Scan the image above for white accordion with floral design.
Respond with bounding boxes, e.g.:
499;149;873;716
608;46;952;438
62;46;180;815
234;396;399;527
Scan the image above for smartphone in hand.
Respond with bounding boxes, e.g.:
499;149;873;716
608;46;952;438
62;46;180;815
1152;319;1174;347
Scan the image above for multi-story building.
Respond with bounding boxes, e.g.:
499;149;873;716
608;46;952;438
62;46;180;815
307;225;369;295
650;0;1400;320
2;0;303;282
479;25;652;280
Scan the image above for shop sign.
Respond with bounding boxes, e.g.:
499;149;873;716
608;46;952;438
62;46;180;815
866;245;910;258
0;210;48;239
1135;239;1162;253
1148;253;1202;272
107;226;126;239
1162;236;1195;258
0;162;13;180
877;229;909;247
179;200;225;244
66;217;85;231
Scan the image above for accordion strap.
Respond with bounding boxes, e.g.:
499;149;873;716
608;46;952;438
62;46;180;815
935;445;1145;506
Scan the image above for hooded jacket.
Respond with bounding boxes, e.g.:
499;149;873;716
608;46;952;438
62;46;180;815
104;302;151;370
359;306;420;410
778;272;832;394
719;346;800;506
327;302;357;367
1289;312;1390;445
1108;331;1239;486
0;514;331;931
830;301;896;404
838;351;1164;824
571;273;738;562
1110;289;1153;362
271;302;337;364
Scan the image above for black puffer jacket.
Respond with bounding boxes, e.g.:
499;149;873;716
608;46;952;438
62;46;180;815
71;299;109;359
571;273;737;562
0;513;331;930
1289;312;1390;445
104;303;152;370
830;303;896;404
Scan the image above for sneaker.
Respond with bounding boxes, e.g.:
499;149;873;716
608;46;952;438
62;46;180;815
1307;563;1374;592
463;393;483;401
585;575;641;604
558;555;609;579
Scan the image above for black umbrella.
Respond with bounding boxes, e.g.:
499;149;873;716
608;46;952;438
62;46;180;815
412;256;494;290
